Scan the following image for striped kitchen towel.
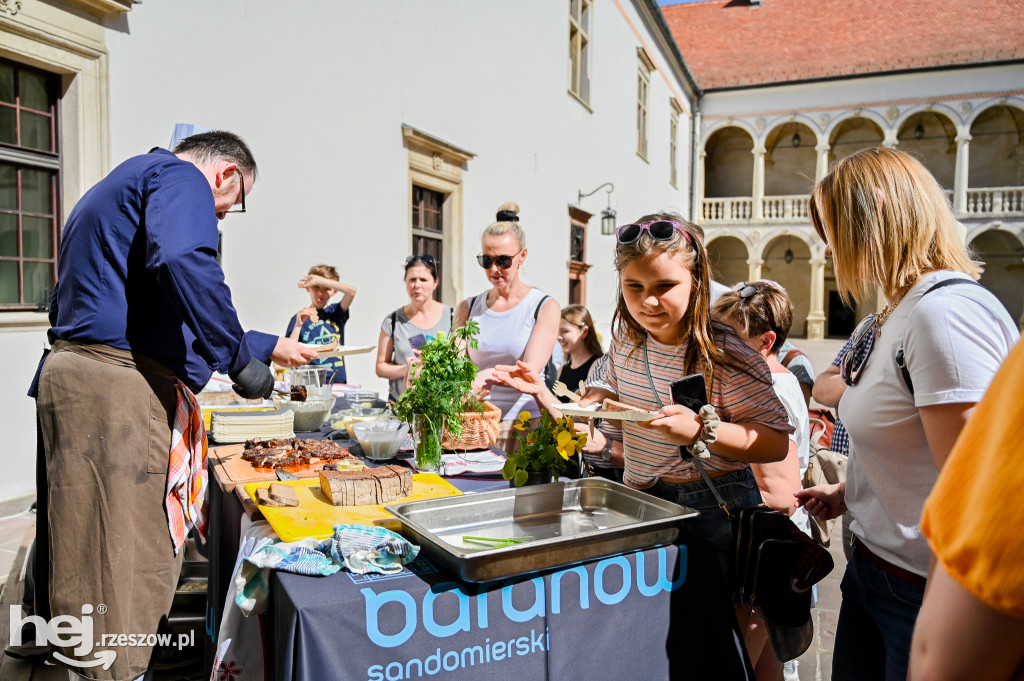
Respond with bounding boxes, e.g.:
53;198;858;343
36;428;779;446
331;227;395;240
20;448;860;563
166;379;209;554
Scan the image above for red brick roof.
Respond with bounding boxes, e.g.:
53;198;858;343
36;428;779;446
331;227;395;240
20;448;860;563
662;0;1024;90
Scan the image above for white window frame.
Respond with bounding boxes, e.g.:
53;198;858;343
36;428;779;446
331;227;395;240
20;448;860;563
568;0;592;107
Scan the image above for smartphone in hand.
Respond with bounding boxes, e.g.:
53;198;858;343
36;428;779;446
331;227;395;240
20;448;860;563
670;373;708;460
409;334;427;350
670;372;708;412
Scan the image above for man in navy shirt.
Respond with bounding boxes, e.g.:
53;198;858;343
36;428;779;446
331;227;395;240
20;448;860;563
32;131;317;680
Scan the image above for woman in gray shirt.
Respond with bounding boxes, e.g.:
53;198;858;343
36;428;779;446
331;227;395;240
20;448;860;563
375;255;453;401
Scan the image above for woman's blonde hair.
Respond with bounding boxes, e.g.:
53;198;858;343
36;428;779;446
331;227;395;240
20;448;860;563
561;304;604;358
612;212;723;380
712;280;794;352
482;201;527;249
308;264;339;281
809;147;978;306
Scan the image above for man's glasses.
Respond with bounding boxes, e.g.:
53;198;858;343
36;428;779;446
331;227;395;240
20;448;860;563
476;249;523;270
840;314;878;387
225;169;246;214
615;220;694;246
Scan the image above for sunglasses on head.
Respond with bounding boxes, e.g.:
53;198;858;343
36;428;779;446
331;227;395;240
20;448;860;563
476;249;523;270
733;282;759;299
406;254;436;266
615;220;694;246
840;314;878;387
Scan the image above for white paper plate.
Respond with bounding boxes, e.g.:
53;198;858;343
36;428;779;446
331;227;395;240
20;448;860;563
557;404;659;422
303;344;376;358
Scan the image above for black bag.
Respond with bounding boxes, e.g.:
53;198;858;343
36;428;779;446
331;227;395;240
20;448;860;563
731;506;834;661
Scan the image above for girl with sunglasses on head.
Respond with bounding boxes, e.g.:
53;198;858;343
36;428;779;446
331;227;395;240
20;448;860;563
375;255;452;402
795;147;1018;681
453;202;560;453
576;212;792;584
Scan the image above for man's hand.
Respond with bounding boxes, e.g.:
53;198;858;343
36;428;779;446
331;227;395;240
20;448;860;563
229;358;274;400
272;337;319;368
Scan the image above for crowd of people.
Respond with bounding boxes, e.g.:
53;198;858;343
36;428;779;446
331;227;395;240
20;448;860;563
18;128;1024;681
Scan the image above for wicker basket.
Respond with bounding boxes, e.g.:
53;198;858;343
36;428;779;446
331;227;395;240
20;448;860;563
442;400;503;451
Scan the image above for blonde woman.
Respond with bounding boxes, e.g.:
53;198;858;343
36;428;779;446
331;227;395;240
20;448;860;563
454;202;560;452
796;147;1019;681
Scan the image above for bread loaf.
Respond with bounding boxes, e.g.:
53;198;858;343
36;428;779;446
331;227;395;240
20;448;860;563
319;465;413;506
268;483;300;507
602;398;649;413
257;487;285;507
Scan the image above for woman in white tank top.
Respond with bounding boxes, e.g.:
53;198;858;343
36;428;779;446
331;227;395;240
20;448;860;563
454;202;560;452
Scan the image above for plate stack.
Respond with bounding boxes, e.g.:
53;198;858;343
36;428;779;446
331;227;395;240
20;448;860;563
210;409;295;443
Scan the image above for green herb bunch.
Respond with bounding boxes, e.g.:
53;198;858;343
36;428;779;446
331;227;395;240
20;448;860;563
501;409;587;486
394;320;482;468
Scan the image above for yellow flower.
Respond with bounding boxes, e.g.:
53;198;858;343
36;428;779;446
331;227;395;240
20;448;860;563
556;430;575;459
514;410;531;431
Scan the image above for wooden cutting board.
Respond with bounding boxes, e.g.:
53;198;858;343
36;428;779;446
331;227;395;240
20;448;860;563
243;474;461;542
208;443;359;492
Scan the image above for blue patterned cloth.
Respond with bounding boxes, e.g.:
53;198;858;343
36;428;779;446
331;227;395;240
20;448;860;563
234;524;420;615
829;329;874;455
329;524;420;575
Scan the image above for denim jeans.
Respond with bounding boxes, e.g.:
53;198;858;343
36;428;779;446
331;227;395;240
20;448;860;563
645;466;762;584
833;544;926;681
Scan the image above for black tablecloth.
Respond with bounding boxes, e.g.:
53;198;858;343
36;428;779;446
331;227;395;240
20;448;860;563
269;536;752;680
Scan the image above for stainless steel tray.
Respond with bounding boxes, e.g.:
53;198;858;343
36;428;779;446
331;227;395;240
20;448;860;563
385;478;698;582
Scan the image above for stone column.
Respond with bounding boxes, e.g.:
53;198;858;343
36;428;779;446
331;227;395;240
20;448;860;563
807;257;827;340
752;145;765;221
815;143;830;182
697;149;707;223
954;133;971;214
747;257;763;282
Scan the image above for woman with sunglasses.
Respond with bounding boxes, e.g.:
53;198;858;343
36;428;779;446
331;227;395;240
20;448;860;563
453;202;560;452
796;147;1019;681
375;255;452;402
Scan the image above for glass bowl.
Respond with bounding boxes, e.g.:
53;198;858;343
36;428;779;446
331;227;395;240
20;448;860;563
351;420;409;461
272;394;335;431
330;407;387;439
345;390;379;409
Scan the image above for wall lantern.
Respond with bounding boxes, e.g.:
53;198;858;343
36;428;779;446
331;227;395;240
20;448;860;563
914;123;925;141
791;132;801;148
578;183;617;235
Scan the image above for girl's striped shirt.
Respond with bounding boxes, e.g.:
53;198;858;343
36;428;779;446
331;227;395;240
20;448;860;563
608;321;792;489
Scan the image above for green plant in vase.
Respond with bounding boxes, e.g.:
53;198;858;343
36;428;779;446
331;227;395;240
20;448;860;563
394;320;482;470
502;409;588;486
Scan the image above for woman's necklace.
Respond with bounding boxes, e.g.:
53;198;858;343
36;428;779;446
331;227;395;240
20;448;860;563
877;281;916;328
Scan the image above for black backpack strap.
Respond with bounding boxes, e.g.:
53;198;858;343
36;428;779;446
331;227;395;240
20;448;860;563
533;293;551;320
449;306;454;327
897;279;985;394
390;310;398;335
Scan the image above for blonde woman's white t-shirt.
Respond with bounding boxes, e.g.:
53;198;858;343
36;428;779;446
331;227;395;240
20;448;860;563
840;271;1019;577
